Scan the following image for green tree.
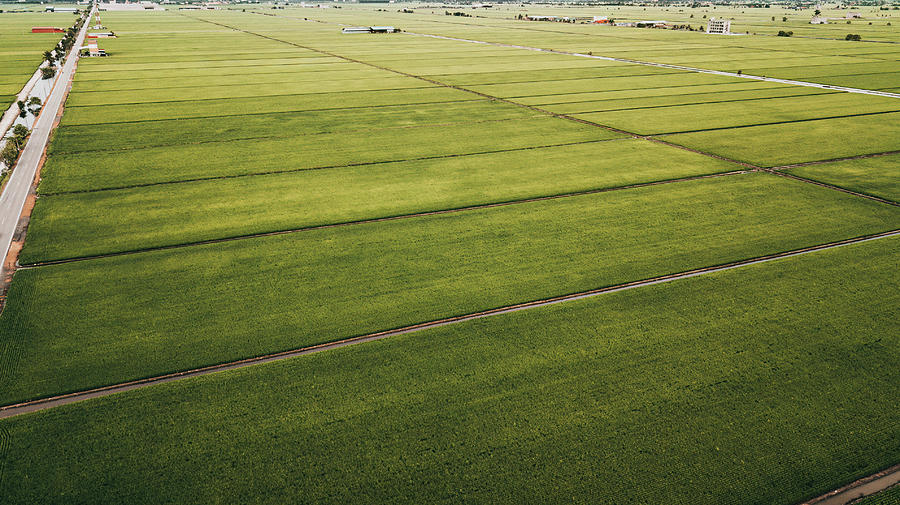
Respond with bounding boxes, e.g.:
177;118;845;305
12;125;29;143
41;66;57;80
1;142;19;168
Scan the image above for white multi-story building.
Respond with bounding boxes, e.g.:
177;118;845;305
706;17;731;34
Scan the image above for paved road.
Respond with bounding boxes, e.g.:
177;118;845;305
407;32;900;99
0;11;91;280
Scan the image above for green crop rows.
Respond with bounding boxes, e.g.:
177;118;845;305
0;5;897;504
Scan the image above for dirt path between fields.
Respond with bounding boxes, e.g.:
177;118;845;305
802;463;900;505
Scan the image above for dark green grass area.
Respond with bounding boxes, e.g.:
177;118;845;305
854;485;900;505
0;237;897;505
784;154;900;203
39;117;619;194
1;174;897;404
24;140;729;263
661;112;900;167
50;99;538;153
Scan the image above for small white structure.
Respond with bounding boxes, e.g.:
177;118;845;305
810;16;828;24
706;17;731;34
342;26;401;34
847;11;861;18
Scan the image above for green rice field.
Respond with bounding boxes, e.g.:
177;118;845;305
0;4;897;504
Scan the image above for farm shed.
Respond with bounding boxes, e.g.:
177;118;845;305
31;27;65;33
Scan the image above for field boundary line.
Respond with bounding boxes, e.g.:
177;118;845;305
40;138;628;196
19;170;748;267
404;32;900;99
771;150;900;170
2;229;896;420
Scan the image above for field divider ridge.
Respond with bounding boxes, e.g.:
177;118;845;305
19;170;750;267
762;170;900;207
770;150;900;170
2;229;897;420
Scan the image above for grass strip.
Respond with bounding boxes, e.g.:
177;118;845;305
25;140;728;263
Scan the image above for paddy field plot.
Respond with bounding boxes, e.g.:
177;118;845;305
783;153;900;202
0;7;897;505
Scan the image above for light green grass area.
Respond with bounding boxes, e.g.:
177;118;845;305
59;86;478;126
51;99;538;152
39;117;619;193
542;86;837;115
65;76;434;106
70;67;389;92
0;237;897;504
24;139;730;262
2;174;898;404
467;72;745;98
784;154;900;202
661;112;900;167
576;92;900;135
